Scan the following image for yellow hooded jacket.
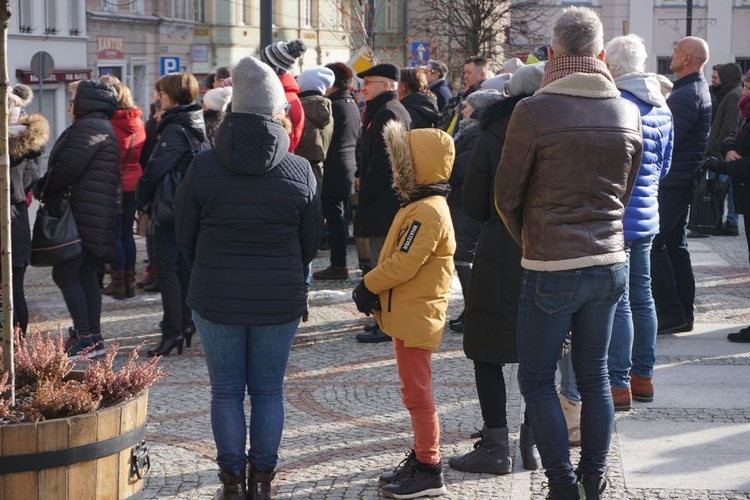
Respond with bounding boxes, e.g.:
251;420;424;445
363;121;456;351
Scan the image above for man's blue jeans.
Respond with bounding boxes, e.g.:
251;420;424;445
609;236;658;388
517;264;627;484
193;312;300;473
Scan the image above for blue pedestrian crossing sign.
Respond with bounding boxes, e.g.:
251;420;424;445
410;42;431;66
160;57;180;76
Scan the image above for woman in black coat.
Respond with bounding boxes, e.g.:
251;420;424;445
8;93;49;334
448;63;546;475
398;67;439;129
137;73;208;357
35;80;120;358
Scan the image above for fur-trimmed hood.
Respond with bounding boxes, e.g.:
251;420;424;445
383;120;454;200
9;113;50;162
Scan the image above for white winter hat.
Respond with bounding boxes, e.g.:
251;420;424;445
203;87;233;112
231;56;287;116
297;67;336;95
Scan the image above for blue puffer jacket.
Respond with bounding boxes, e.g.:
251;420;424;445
661;71;711;189
616;73;674;241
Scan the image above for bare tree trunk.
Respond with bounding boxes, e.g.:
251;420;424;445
0;0;14;405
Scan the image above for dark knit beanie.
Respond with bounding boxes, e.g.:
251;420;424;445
261;39;307;74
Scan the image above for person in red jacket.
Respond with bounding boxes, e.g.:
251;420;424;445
261;39;307;153
100;75;146;300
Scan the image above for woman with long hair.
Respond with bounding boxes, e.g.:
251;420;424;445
100;75;146;300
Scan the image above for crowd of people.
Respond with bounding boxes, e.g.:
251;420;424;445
5;5;750;498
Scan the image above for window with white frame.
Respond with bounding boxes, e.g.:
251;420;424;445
131;0;145;15
45;0;58;34
195;0;206;22
303;0;314;27
238;0;249;24
102;0;117;12
69;0;82;34
384;0;397;31
18;0;33;32
173;0;190;19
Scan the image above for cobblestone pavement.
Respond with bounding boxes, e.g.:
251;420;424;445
21;224;750;499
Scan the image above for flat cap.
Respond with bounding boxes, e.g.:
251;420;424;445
357;63;400;81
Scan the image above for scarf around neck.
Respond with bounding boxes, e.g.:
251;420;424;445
541;54;614;88
400;182;451;206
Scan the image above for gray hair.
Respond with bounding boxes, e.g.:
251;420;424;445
551;6;604;57
605;34;647;78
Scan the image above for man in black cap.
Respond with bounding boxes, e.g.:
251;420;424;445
354;63;412;343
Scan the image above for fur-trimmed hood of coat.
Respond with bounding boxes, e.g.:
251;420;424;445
9;113;50;163
383;120;454;200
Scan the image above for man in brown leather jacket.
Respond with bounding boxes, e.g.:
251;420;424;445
494;7;642;500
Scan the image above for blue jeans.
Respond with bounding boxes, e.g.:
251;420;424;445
650;187;694;320
193;312;300;473
609;237;658;388
558;348;580;402
517;264;627;484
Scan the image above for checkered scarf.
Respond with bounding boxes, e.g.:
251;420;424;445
541;54;614;88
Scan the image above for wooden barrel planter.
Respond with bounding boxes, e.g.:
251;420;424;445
0;387;150;499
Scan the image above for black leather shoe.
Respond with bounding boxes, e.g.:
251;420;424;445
728;326;750;343
147;336;184;357
657;311;687;334
355;326;391;343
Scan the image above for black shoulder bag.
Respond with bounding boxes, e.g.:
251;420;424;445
30;179;83;267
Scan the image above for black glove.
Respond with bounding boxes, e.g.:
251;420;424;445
352;280;381;316
701;156;721;173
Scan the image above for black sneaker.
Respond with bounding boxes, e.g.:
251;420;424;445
380;459;446;498
355;326;391;343
379;450;416;486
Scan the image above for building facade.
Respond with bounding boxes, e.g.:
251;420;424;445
9;0;90;141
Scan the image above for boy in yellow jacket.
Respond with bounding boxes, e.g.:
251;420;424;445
352;120;456;498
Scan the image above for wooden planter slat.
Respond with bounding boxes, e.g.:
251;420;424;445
0;389;149;500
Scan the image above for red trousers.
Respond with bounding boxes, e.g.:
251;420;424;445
393;338;440;465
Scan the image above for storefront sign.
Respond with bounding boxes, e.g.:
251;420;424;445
98;36;124;59
192;45;208;63
16;69;92;84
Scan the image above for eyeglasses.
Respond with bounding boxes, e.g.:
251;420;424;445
362;79;390;86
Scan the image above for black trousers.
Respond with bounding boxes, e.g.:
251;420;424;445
322;197;349;268
152;223;192;340
52;250;102;335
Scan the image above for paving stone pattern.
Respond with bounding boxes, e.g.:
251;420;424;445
20;223;750;499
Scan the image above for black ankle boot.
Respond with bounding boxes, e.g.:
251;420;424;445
576;469;607;500
213;469;246;500
519;423;542;470
546;482;585;499
248;465;276;500
448;426;511;474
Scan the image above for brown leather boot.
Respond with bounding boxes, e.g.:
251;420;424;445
124;269;136;298
102;270;126;300
611;386;633;411
630;372;654;402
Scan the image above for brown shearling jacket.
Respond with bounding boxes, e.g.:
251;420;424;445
495;72;643;272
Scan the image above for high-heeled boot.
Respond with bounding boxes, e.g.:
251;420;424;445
213;469;246;500
248;465;276;500
147;336;184;357
519;423;542;470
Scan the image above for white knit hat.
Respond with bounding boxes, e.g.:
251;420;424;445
261;39;307;74
297;67;336;94
231;57;287;115
203;87;233;112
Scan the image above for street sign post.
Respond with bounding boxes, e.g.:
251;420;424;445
409;42;430;67
160;57;180;76
30;51;54;114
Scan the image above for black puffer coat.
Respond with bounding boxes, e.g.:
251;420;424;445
460;97;524;364
40;81;120;261
175;113;323;326
717;117;750;214
9;113;49;267
136;104;207;223
322;88;360;199
354;90;411;238
401;92;439;129
449;118;481;263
